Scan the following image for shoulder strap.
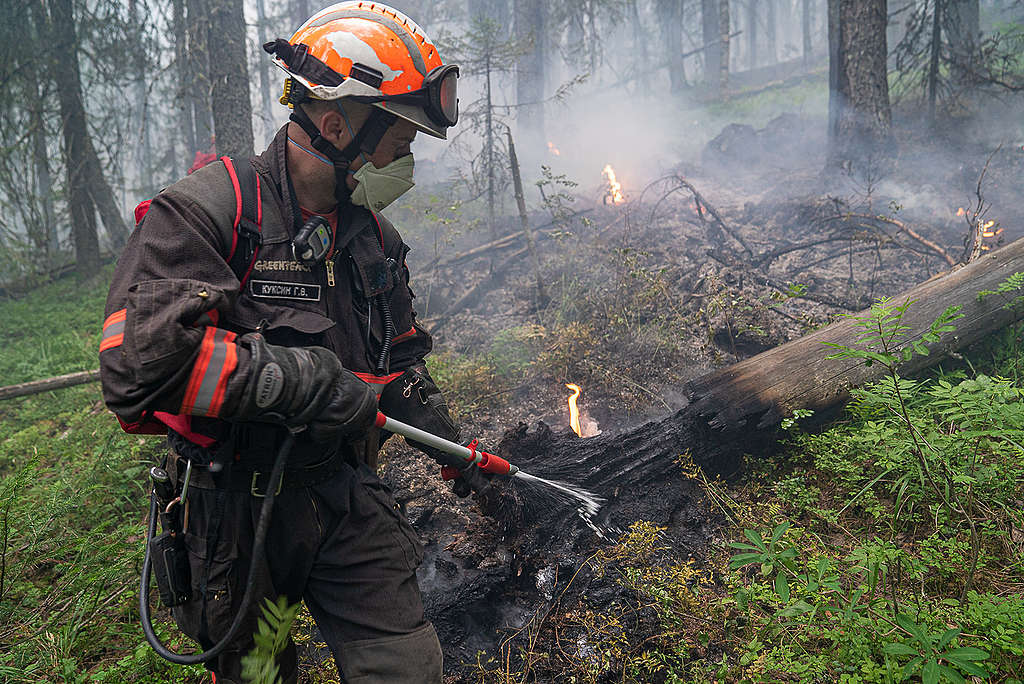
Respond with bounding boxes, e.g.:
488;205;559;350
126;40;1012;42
221;156;263;288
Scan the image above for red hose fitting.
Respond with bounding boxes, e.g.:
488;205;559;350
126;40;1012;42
475;451;513;475
374;412;387;429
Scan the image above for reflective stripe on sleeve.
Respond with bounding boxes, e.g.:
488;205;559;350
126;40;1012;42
180;327;239;417
99;309;127;352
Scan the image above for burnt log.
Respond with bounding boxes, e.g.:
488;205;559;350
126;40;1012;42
420;237;1024;678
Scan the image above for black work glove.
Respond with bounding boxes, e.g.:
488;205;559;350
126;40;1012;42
237;333;377;442
308;372;379;443
379;365;494;497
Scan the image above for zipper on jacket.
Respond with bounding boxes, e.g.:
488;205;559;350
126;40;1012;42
326;259;335;287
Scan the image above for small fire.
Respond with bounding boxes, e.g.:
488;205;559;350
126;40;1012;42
602;164;625;205
981;219;1002;237
956;207;967;217
566;383;582;437
547;141;561;156
565;383;601;437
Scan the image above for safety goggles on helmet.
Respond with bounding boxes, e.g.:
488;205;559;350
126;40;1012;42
351;65;459;128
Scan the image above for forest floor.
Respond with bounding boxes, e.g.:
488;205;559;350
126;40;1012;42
1;96;1023;683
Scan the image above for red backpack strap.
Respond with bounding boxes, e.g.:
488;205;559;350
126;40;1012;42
221;156;262;288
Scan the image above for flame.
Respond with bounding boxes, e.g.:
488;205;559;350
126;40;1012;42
547;141;561;156
979;219;1003;238
956;207;967;217
566;383;582;437
602;164;625;205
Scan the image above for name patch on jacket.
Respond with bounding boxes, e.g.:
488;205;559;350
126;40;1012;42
250;280;321;301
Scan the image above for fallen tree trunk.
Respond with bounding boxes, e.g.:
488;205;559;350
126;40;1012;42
501;236;1024;503
686;235;1024;435
424;238;1024;678
0;369;101;401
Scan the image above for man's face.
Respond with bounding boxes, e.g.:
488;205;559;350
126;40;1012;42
311;102;417;188
362;116;417;170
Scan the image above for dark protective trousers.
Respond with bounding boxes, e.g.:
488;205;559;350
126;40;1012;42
168;453;442;683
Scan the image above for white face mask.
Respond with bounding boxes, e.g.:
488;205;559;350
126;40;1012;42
349;154;415;212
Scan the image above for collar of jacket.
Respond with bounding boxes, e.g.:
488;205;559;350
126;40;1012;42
254;125;383;255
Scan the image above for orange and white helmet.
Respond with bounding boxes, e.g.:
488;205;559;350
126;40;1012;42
264;1;458;139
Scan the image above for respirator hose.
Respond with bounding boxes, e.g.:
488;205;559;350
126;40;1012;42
140;431;295;664
375;292;395;375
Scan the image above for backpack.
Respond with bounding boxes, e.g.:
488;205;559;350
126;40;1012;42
117;156;263;442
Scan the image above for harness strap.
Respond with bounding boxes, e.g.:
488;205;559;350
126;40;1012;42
222;156;263;289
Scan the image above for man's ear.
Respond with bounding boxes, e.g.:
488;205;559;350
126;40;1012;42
318;108;350;149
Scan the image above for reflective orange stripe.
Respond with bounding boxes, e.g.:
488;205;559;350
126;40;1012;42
392;326;417;344
99;309;127;352
181;328;238;417
195;308;220;327
354;370;404;398
103;309;127;329
354;371;404;385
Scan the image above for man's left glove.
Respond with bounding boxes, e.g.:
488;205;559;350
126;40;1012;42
379;365;493;497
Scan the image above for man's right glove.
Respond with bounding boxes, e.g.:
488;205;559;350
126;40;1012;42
236;333;377;442
379;365;494;497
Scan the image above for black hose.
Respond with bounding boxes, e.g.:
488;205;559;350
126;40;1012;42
375;292;395;375
140;431;295;664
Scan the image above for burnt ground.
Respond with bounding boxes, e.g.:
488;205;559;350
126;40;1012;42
309;111;1024;681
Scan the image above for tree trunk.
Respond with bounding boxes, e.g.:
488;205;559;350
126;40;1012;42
85;153;130;249
207;0;254;160
927;0;942;124
173;0;196;173
29;95;56;261
629;0;649;95
514;0;545;138
187;0;214;153
685;236;1024;437
720;0;731;89
947;0;980;86
827;0;891;170
659;0;686;92
485;58;496;241
129;0;153;197
256;0;276;142
500;234;1024;502
0;370;102;401
803;0;813;63
746;0;758;69
702;0;721;88
27;7;56;262
766;0;777;64
505;128;545;305
45;0;100;274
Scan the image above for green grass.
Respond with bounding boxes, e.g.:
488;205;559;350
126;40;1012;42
0;271;206;682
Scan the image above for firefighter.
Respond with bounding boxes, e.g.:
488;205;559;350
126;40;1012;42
99;4;476;682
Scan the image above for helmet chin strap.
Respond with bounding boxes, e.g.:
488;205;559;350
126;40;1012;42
289;103;397;205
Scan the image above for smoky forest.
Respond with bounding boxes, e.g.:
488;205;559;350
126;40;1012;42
1;0;1024;681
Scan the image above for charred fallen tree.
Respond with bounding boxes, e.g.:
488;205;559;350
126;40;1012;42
419;237;1024;678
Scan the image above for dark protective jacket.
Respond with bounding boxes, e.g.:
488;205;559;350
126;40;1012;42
99;125;433;446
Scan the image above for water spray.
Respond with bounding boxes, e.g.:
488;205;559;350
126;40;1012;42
376;412;604;518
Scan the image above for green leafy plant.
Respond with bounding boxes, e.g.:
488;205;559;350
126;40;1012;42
884;615;989;683
241;596;302;684
729;522;798;606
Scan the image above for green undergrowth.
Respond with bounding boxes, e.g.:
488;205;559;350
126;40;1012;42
0;271;205;682
479;294;1024;683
